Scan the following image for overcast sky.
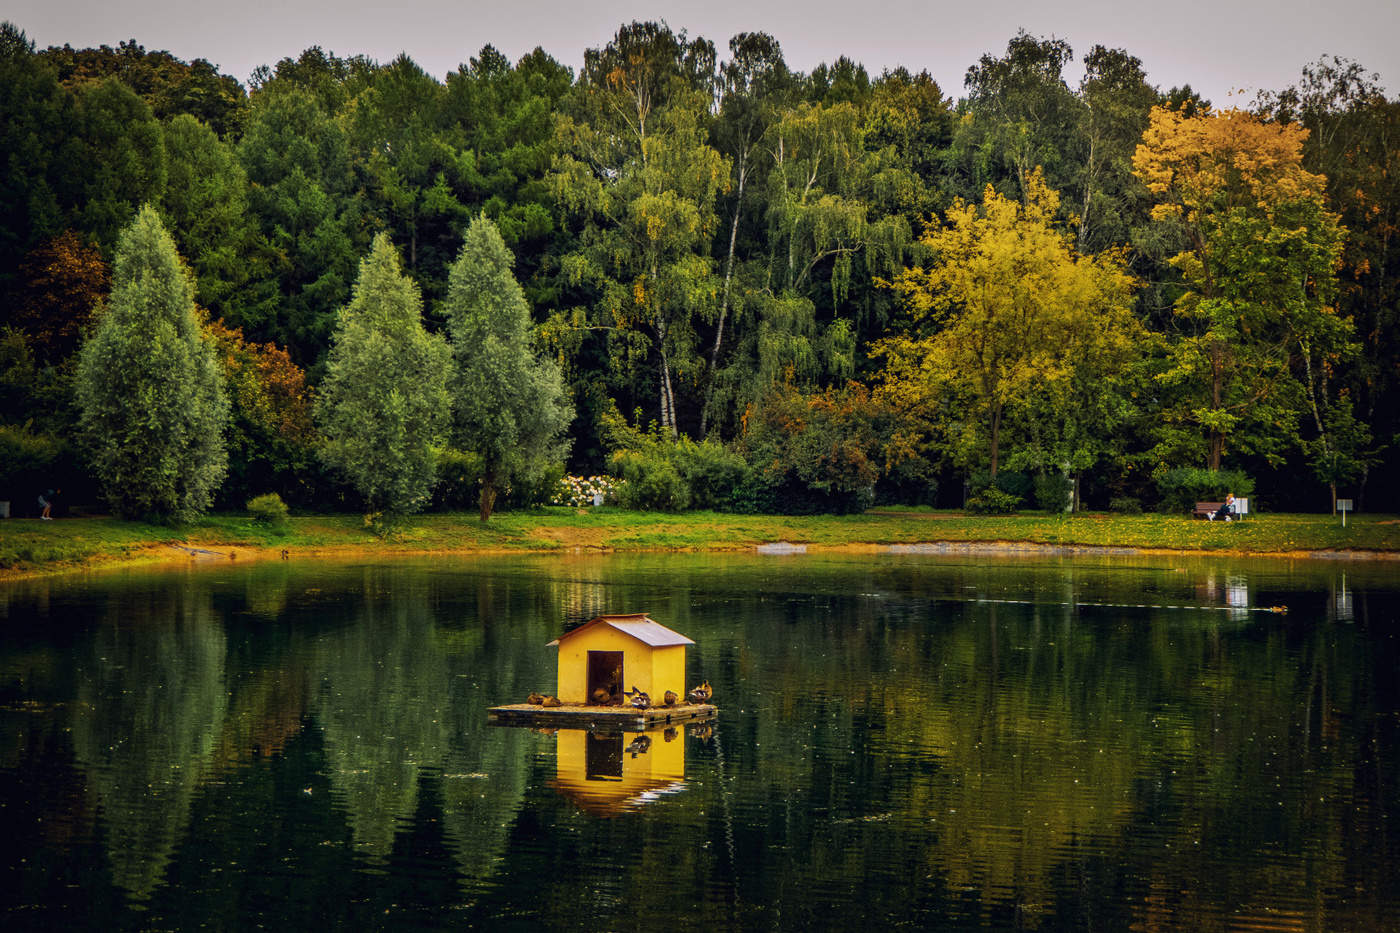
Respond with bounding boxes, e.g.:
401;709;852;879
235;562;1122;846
10;0;1398;106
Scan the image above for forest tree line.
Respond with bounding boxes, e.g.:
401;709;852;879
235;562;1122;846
2;20;1397;518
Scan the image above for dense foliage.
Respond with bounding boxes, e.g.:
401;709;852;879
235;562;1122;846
73;206;228;521
2;20;1396;516
314;233;451;516
445;215;571;520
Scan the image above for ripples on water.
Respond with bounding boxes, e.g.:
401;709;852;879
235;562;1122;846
1;552;1397;930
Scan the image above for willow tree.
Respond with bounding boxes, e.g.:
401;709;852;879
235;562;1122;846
314;233;451;517
550;21;728;436
1133;105;1347;471
877;172;1139;479
75;205;228;521
446;215;572;521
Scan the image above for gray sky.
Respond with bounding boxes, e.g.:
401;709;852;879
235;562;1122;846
10;0;1398;105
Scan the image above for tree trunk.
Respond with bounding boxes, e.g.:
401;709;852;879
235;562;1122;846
479;467;498;523
700;154;749;439
989;402;1002;477
1208;341;1224;471
659;352;677;438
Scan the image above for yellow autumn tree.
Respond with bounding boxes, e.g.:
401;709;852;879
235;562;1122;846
877;170;1139;480
1132;105;1347;471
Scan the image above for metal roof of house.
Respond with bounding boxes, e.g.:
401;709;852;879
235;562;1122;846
546;613;695;648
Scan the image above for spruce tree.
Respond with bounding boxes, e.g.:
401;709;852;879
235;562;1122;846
75;205;228;521
446;215;571;521
315;233;451;516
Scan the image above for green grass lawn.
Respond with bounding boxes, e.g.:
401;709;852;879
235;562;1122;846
2;507;1397;576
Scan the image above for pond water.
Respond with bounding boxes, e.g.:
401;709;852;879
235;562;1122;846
2;551;1398;930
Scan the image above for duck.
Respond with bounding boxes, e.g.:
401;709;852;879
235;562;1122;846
627;686;651;709
591;687;613;705
541;695;563;708
624;735;651;757
687;681;713;704
527;692;545;705
663;690;679;707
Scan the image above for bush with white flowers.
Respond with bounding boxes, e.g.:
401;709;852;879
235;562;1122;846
551;474;623;507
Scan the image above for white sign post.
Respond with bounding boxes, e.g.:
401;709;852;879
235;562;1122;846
1337;498;1353;527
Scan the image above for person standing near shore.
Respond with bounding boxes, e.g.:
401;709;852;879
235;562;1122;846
38;488;58;520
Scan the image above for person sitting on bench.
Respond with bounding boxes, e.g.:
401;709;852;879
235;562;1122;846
1210;493;1236;522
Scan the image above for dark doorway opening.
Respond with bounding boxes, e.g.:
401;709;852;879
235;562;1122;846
585;733;623;780
587;650;623;705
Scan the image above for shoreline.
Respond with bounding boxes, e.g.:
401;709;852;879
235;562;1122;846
5;534;1398;583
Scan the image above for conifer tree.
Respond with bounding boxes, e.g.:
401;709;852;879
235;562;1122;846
75;205;228;521
315;233;451;517
446;215;571;521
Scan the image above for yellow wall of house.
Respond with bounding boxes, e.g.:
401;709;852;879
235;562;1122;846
648;644;687;701
554;628;688;704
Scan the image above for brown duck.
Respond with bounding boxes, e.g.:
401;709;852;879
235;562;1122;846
687;681;713;704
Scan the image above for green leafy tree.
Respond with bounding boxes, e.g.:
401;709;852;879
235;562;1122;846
160;114;268;324
0;23;69;295
445;215;571;521
68;78;168;255
951;31;1086;206
1133;104;1348;472
315;233;451;517
1074;46;1158;255
441;45;573;309
75;205;229;520
702;33;794;417
550;21;728;436
40;38;248;138
878;172;1139;479
344;53;467;300
236;86;359;367
1259;58;1400;507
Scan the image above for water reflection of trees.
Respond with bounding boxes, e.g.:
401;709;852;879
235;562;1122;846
312;567;453;861
69;582;228;903
7;554;1397;928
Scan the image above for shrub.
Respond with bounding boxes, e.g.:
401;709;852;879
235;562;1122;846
970;469;1033;501
0;423;65;499
247;493;289;529
671;438;747;510
1109;495;1143;514
1033;471;1074;512
609;450;691;511
735;382;887;514
500;459;568;510
965;488;1021;514
1155;467;1255;513
431;448;485;511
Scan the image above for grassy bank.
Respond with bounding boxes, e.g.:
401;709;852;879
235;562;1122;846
3;507;1398;578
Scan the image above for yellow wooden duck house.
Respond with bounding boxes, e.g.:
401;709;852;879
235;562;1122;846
548;612;690;705
487;613;716;728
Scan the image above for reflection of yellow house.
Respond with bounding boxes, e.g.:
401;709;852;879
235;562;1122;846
552;727;687;815
547;613;694;706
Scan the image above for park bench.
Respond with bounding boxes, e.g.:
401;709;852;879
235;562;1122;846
1192;498;1249;521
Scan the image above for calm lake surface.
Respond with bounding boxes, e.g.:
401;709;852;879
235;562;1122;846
2;551;1398;930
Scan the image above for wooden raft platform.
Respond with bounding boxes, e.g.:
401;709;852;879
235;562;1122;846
487;703;717;731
